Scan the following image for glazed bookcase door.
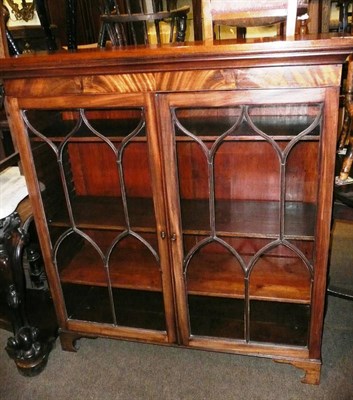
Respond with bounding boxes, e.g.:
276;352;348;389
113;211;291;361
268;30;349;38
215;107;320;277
17;94;175;342
158;89;326;349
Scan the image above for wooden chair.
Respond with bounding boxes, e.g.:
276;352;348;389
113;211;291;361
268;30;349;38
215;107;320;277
201;0;309;40
98;0;190;47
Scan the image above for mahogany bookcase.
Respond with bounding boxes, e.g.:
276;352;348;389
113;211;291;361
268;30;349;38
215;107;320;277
1;34;352;384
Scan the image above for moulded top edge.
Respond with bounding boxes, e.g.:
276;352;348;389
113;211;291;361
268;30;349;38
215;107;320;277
0;34;353;79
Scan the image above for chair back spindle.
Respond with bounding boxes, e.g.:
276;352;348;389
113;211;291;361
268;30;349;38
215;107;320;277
99;0;190;47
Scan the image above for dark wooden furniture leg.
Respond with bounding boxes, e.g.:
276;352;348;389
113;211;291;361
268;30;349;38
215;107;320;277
192;0;202;40
66;0;77;50
0;211;52;376
337;0;351;33
35;0;57;51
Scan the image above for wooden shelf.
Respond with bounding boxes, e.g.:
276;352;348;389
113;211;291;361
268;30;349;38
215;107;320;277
49;196;156;232
60;243;162;292
53;196;313;303
186;252;312;303
59;238;311;302
181;199;316;240
49;196;316;239
174;135;320;142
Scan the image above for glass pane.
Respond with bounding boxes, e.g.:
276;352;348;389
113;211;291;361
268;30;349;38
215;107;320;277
175;107;242;138
249;246;312;303
189;295;244;339
30;140;69;229
215;141;280;202
249;244;312;345
83;108;144;138
56;231;113;324
108;234;161;292
113;289;165;331
247;104;321;137
186;242;245;339
63;284;113;323
25;109;80;139
285;141;319;239
250;301;310;346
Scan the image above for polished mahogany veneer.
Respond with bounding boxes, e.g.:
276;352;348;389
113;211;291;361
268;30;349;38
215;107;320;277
1;33;352;384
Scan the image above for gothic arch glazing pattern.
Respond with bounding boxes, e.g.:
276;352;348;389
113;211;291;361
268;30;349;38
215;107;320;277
172;101;322;344
23;107;164;330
